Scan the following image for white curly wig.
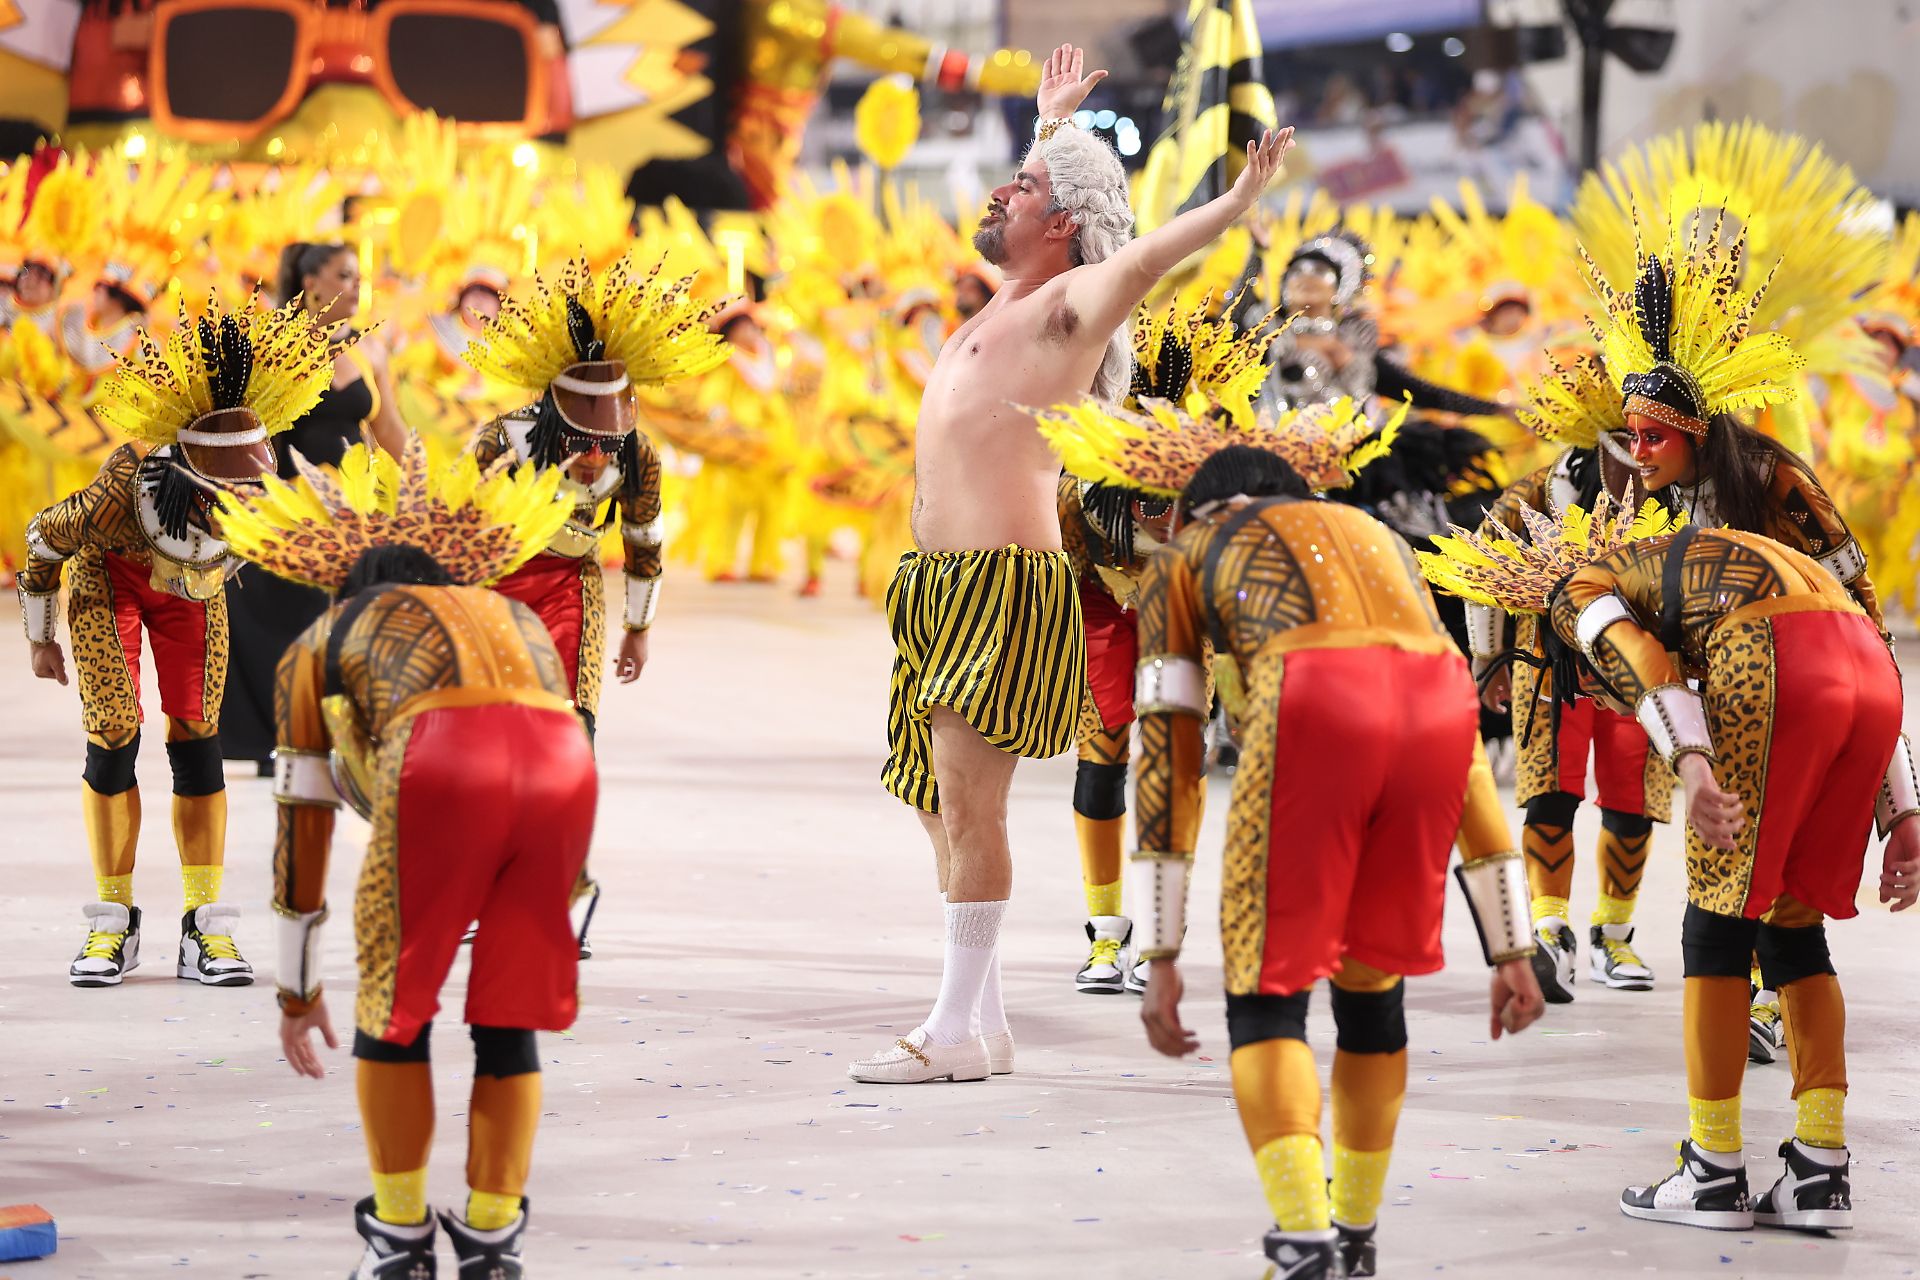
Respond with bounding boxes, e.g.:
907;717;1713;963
1029;126;1135;403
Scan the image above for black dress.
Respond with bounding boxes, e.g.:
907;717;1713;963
219;373;376;764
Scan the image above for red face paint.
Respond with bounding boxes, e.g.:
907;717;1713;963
1623;412;1697;491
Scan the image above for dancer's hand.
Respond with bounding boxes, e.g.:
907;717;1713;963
1678;753;1745;850
1475;659;1510;713
1036;44;1107;120
1489;958;1544;1039
614;628;650;684
1229;128;1297;212
1880;817;1920;911
281;994;339;1079
30;641;67;685
1140;959;1200;1058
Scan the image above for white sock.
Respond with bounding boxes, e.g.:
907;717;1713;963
977;946;1007;1036
922;898;1007;1045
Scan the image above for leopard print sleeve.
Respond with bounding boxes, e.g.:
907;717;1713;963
21;445;141;596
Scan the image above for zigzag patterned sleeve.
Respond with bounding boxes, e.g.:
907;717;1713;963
20;446;139;596
272;618;337;916
621;433;666;580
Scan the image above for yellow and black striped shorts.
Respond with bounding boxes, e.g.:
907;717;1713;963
882;546;1086;813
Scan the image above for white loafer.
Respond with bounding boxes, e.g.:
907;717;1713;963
847;1027;991;1083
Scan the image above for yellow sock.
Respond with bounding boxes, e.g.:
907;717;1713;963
1531;895;1570;926
96;874;134;907
1795;1087;1845;1149
1253;1134;1330;1232
181;863;222;913
1688;1095;1742;1154
1590;893;1635;927
465;1189;523;1230
370;1167;429;1225
1329;1145;1391;1228
1084;880;1122;919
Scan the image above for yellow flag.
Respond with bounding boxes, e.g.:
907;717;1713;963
1135;0;1277;235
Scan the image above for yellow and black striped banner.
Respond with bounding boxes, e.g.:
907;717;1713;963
1134;0;1278;235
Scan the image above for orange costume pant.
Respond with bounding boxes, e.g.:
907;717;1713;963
361;703;597;1044
1245;645;1479;994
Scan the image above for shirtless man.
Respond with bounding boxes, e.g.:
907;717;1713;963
852;44;1295;1084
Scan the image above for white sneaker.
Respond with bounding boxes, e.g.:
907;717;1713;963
847;1027;991;1084
1620;1138;1753;1229
1076;916;1131;994
983;1028;1014;1075
1753;1138;1851;1231
71;902;141;987
1588;922;1655;990
1531;916;1577;1004
1124;955;1149;995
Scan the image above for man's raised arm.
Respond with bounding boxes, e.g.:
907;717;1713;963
1067;127;1295;339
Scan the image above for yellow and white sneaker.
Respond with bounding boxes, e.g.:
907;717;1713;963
178;905;254;987
1076;916;1131;994
1589;923;1655;990
71;903;141;987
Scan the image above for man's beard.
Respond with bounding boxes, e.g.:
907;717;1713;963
972;219;1007;265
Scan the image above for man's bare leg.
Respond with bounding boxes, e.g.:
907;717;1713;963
849;710;1014;1083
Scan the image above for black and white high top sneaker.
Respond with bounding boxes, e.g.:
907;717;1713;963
1531;916;1578;1004
440;1199;527;1279
1332;1220;1377;1277
178;904;254;986
1075;916;1131;994
70;903;141;987
1754;1138;1851;1231
1619;1138;1753;1229
1588;923;1654;990
1262;1227;1346;1279
351;1196;437;1278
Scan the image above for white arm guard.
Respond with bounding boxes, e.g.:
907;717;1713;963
623;515;665;549
1878;733;1920;839
1127;855;1191;961
19;588;57;644
624;573;660;631
1573;594;1634;662
272;748;342;808
1134;655;1209;718
24;512;61;565
1816;539;1867;585
274;904;329;1006
1453;852;1535;965
1465;602;1505;661
1636;683;1715;765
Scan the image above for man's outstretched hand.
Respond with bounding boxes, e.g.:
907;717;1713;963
1230;127;1296;210
1037;44;1108;121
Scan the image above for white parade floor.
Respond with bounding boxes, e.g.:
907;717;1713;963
1;566;1915;1279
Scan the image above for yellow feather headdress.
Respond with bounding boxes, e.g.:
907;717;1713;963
1037;395;1405;500
215;435;574;592
1130;295;1280;426
461;254;732;395
1416;493;1687;614
1517;351;1621;451
1582;215;1804;437
94;296;338;446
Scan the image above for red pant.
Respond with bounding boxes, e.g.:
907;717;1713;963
492;554;587;692
1552;697;1648;812
1256;645;1479;992
377;702;597;1042
1731;610;1901;919
102;550;214;723
1080;578;1138;731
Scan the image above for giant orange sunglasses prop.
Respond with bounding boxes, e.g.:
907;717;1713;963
145;0;554;143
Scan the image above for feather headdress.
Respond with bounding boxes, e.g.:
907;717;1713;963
1037;395;1405;500
1516;351;1621;451
1416;493;1687;614
215;436;573;592
1582;215;1804;438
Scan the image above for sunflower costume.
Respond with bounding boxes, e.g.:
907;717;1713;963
20;297;335;990
1040;384;1530;1267
464;255;729;727
1420;497;1913;1234
219;435;595;1269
